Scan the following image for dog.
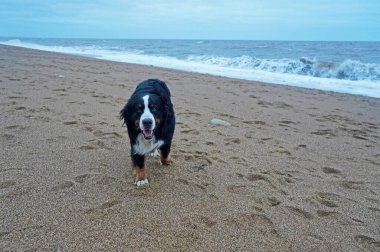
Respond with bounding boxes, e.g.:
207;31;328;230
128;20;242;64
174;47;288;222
120;79;175;186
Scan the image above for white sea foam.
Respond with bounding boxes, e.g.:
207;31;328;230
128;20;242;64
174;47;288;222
1;39;379;98
186;55;380;81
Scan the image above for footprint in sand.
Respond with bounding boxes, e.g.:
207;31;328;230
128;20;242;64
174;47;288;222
215;112;239;120
226;185;253;195
94;175;116;186
285;206;314;219
205;141;215;146
73;173;116;186
180;128;200;135
83;126;95;133
52;88;67;92
56;93;68;97
295;144;307;150
83;199;122;215
181;152;213;167
243;171;296;195
224;137;241;145
8;96;27;100
176;178;208;192
225;90;239;96
321;166;342;175
279;120;297;125
177;110;202;119
4;125;29;131
92;130;123;139
0;134;15;142
269;146;291;156
66;101;85;105
338;127;370;140
257;100;273;108
224;213;278;236
267;197;282;207
14;106;27;111
80;139;109;150
63;121;79;126
46;135;67;143
355;235;380;251
315;192;340;208
310;129;337;138
79;113;93;118
242;120;270;130
229;156;248;166
73;174;95;183
278;120;299;132
43;97;57;102
0;180;16;190
337;180;365;190
368;207;380;213
317;211;365;227
51;181;75;191
244;131;256;139
316;210;339;217
246;173;268;182
275;102;293;109
183;215;217;229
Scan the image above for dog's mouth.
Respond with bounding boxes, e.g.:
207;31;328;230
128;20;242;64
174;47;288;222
142;129;154;140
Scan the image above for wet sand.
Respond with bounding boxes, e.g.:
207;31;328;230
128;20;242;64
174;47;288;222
1;45;380;251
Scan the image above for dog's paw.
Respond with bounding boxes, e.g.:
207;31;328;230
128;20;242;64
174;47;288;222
149;149;160;158
160;156;171;166
134;179;149;186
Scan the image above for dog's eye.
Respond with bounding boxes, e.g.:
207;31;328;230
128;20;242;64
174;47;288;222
150;104;157;112
136;104;143;113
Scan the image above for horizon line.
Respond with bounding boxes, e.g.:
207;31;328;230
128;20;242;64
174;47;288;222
0;36;379;43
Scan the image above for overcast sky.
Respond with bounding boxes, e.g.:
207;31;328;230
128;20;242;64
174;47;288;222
1;0;379;41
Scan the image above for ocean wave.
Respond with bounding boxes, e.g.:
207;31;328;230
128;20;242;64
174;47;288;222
0;39;144;57
1;39;380;98
186;55;380;81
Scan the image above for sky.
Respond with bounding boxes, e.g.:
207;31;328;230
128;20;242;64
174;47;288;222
1;0;379;41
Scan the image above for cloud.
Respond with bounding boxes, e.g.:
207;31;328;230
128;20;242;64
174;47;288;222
2;0;378;25
1;0;379;40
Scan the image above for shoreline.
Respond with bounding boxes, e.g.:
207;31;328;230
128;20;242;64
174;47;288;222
1;45;379;251
1;42;379;99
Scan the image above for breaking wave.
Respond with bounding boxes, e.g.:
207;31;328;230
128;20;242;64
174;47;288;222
187;55;380;81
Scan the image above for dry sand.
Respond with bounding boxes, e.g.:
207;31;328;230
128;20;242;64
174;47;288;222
1;45;380;251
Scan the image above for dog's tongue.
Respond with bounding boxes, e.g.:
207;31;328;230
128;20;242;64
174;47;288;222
143;130;153;138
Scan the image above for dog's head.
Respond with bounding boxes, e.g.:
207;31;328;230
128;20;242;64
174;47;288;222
120;93;164;140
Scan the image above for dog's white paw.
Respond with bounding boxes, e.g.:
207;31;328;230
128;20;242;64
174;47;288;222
135;179;149;186
149;149;160;158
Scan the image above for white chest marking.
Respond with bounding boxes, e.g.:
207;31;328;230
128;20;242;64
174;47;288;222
133;134;164;155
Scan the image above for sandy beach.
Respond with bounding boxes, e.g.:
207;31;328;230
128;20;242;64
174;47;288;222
1;45;380;251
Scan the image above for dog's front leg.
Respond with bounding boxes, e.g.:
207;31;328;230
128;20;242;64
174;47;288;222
160;144;172;165
132;154;148;186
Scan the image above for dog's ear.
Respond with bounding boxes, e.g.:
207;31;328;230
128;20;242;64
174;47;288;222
162;99;173;123
120;101;131;126
154;79;171;109
160;95;169;111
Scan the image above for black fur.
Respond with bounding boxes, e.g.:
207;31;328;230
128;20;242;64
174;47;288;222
120;79;175;180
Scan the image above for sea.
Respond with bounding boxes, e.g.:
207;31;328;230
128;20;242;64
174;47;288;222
1;38;380;98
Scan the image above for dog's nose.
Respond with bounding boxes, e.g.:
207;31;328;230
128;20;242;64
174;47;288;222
142;119;153;128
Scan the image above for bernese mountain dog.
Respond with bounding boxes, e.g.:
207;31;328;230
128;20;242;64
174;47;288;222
120;79;175;186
